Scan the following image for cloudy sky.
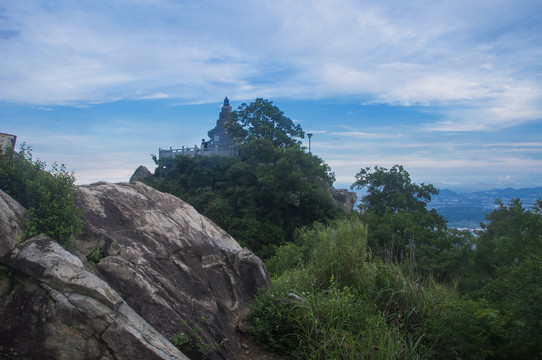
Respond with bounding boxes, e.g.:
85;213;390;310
1;0;542;192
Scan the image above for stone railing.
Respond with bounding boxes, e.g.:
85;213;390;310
159;144;237;160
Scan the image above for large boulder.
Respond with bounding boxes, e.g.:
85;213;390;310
0;233;188;360
0;189;28;257
74;181;270;359
129;165;152;183
0;182;270;359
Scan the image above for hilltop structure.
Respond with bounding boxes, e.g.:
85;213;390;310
153;98;357;212
211;96;234;149
158;97;237;162
0;132;17;155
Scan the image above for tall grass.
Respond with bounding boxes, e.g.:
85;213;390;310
308;219;368;289
251;219;490;359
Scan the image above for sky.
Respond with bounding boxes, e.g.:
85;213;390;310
1;0;542;192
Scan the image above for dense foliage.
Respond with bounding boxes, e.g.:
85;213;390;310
144;94;542;358
252;219;491;359
225;98;304;148
255;165;542;359
146;99;340;258
0;144;81;247
351;165;461;281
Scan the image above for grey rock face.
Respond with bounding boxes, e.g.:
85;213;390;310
0;189;28;257
0;182;270;360
75;181;270;359
1;234;188;360
129;165;152;183
331;188;357;212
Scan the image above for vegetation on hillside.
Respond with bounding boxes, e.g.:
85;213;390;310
1;101;540;358
253;165;542;359
351;165;473;284
145;99;340;258
143;98;541;358
252;219;492;359
0;144;81;248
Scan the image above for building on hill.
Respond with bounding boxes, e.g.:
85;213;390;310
158;97;237;162
153;98;358;211
0;132;17;155
330;188;358;212
211;96;234;149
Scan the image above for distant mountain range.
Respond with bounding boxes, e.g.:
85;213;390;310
429;187;542;229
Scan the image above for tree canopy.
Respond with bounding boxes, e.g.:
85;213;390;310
352;165;439;214
467;198;542;289
225;98;304;148
351;165;449;272
147;99;339;259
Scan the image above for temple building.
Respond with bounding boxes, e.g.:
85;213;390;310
158;97;237;161
210;97;234;150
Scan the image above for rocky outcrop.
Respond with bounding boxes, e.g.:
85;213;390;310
1;234;187;360
331;188;357;212
0;189;28;257
0;182;270;359
129;165;152;183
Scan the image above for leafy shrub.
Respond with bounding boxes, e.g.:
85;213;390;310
251;267;425;359
264;242;305;277
0;144;81;248
474;256;542;359
251;219;491;359
87;246;107;264
308;219;368;289
250;274;305;355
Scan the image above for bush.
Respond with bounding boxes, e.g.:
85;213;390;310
474;256;542;359
250;267;424;359
0;144;81;248
250;274;305;355
250;219;491;359
308;219;368;289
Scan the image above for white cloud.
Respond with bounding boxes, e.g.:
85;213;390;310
332;131;404;139
136;92;169;100
1;0;541;131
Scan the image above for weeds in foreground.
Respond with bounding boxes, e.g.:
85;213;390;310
253;219;491;359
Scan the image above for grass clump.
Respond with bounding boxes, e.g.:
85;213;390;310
253;219;490;359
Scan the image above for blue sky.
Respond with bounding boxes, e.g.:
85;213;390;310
1;0;542;192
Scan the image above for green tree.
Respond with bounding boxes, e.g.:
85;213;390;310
352;165;438;215
476;198;542;274
351;165;449;276
225;98;304;148
415;228;476;283
147;99;339;259
474;255;542;359
463;199;542;358
462;198;542;293
0;144;82;247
